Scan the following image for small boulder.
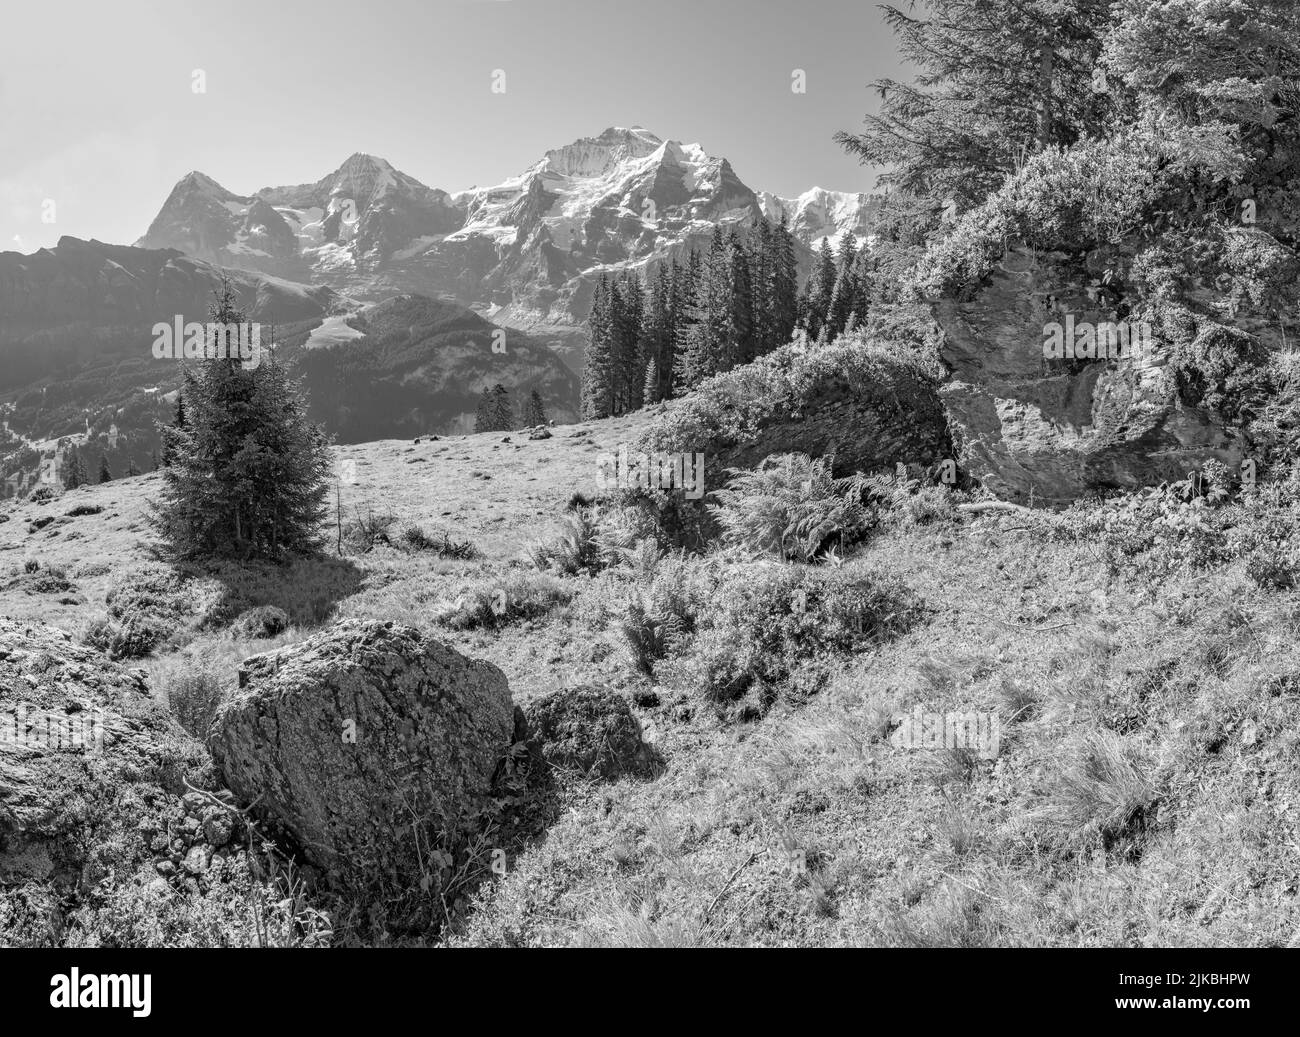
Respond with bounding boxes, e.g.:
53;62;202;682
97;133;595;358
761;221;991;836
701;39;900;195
210;620;514;892
524;685;661;781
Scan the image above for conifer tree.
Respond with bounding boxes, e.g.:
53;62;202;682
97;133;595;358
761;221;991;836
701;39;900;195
126;457;142;478
522;389;547;427
642;263;674;404
672;250;704;391
62;452;87;490
97;454;113;483
152;279;332;559
581;275;615;419
488;383;513;431
725;229;754;367
826;234;860;341
773;215;800;346
474;387;494;432
614;270;644;413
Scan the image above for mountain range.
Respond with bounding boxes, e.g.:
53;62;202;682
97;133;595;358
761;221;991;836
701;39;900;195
0;127;874;495
138;127;878;360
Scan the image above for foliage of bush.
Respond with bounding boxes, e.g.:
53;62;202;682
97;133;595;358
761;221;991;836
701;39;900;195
710;453;875;563
231;605;290;640
637;338;942;460
432;572;574;631
1046;465;1300;589
660;562;923;715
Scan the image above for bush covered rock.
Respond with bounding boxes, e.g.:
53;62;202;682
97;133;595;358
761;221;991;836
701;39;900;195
0;618;212;889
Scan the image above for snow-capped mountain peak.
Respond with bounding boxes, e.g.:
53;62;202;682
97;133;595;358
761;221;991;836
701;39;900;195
138;128;878;347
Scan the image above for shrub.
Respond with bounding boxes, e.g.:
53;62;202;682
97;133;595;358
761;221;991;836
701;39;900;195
710;454;875;563
166;666;226;740
397;525;479;559
83;568;191;660
527;508;605;575
85;615;171;661
433;573;574;631
340;506;399;553
231;605;290;640
664;563;922;713
862;469;961;526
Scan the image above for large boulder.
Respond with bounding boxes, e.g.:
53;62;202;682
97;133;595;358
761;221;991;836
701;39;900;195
210;620;514;891
0;618;210;887
638;340;951;494
931;245;1247;505
525;685;661;781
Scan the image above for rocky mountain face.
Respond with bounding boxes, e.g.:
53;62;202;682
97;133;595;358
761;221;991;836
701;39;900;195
929;246;1246;505
137;128;879;361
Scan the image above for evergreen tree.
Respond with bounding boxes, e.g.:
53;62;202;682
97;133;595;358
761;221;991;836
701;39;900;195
672;250;704;391
152;279;332;560
826;234;860;341
474;387;495;432
751;216;776;356
488;383;513;431
642;358;659;405
702;225;732;375
726;229;754;367
581;275;615;419
801;240;837;341
522;389;547;427
62;452;87;490
642;263;674;404
161;382;188;467
773;215;800;346
126;457;142;478
97;454;113;483
613;270;644;413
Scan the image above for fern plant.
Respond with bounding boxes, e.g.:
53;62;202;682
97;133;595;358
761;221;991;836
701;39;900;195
710;453;875;563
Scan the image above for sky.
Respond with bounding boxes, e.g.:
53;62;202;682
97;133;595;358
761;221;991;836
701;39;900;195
0;0;907;253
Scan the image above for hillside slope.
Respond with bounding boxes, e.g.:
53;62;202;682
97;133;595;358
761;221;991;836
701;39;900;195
4;404;1297;947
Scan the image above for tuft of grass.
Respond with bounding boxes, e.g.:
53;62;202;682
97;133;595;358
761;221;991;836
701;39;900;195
1035;729;1158;852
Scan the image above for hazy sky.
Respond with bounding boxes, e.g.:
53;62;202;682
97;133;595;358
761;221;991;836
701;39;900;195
1;0;905;253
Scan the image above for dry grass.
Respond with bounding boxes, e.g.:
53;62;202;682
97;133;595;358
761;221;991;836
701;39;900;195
6;417;1300;947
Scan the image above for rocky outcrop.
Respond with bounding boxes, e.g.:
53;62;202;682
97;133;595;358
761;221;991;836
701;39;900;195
931;246;1246;505
210;621;514;892
525;685;661;781
0;618;211;887
639;340;951;494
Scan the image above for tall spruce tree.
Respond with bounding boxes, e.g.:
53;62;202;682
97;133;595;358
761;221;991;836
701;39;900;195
773;215;800;346
97;454;113;483
152;279;332;559
825;234;860;341
488;383;513;431
62;452;87;490
474;387;495;432
726;229;754;367
581;275;615;419
523;389;547;427
642;263;674;404
672;250;705;390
